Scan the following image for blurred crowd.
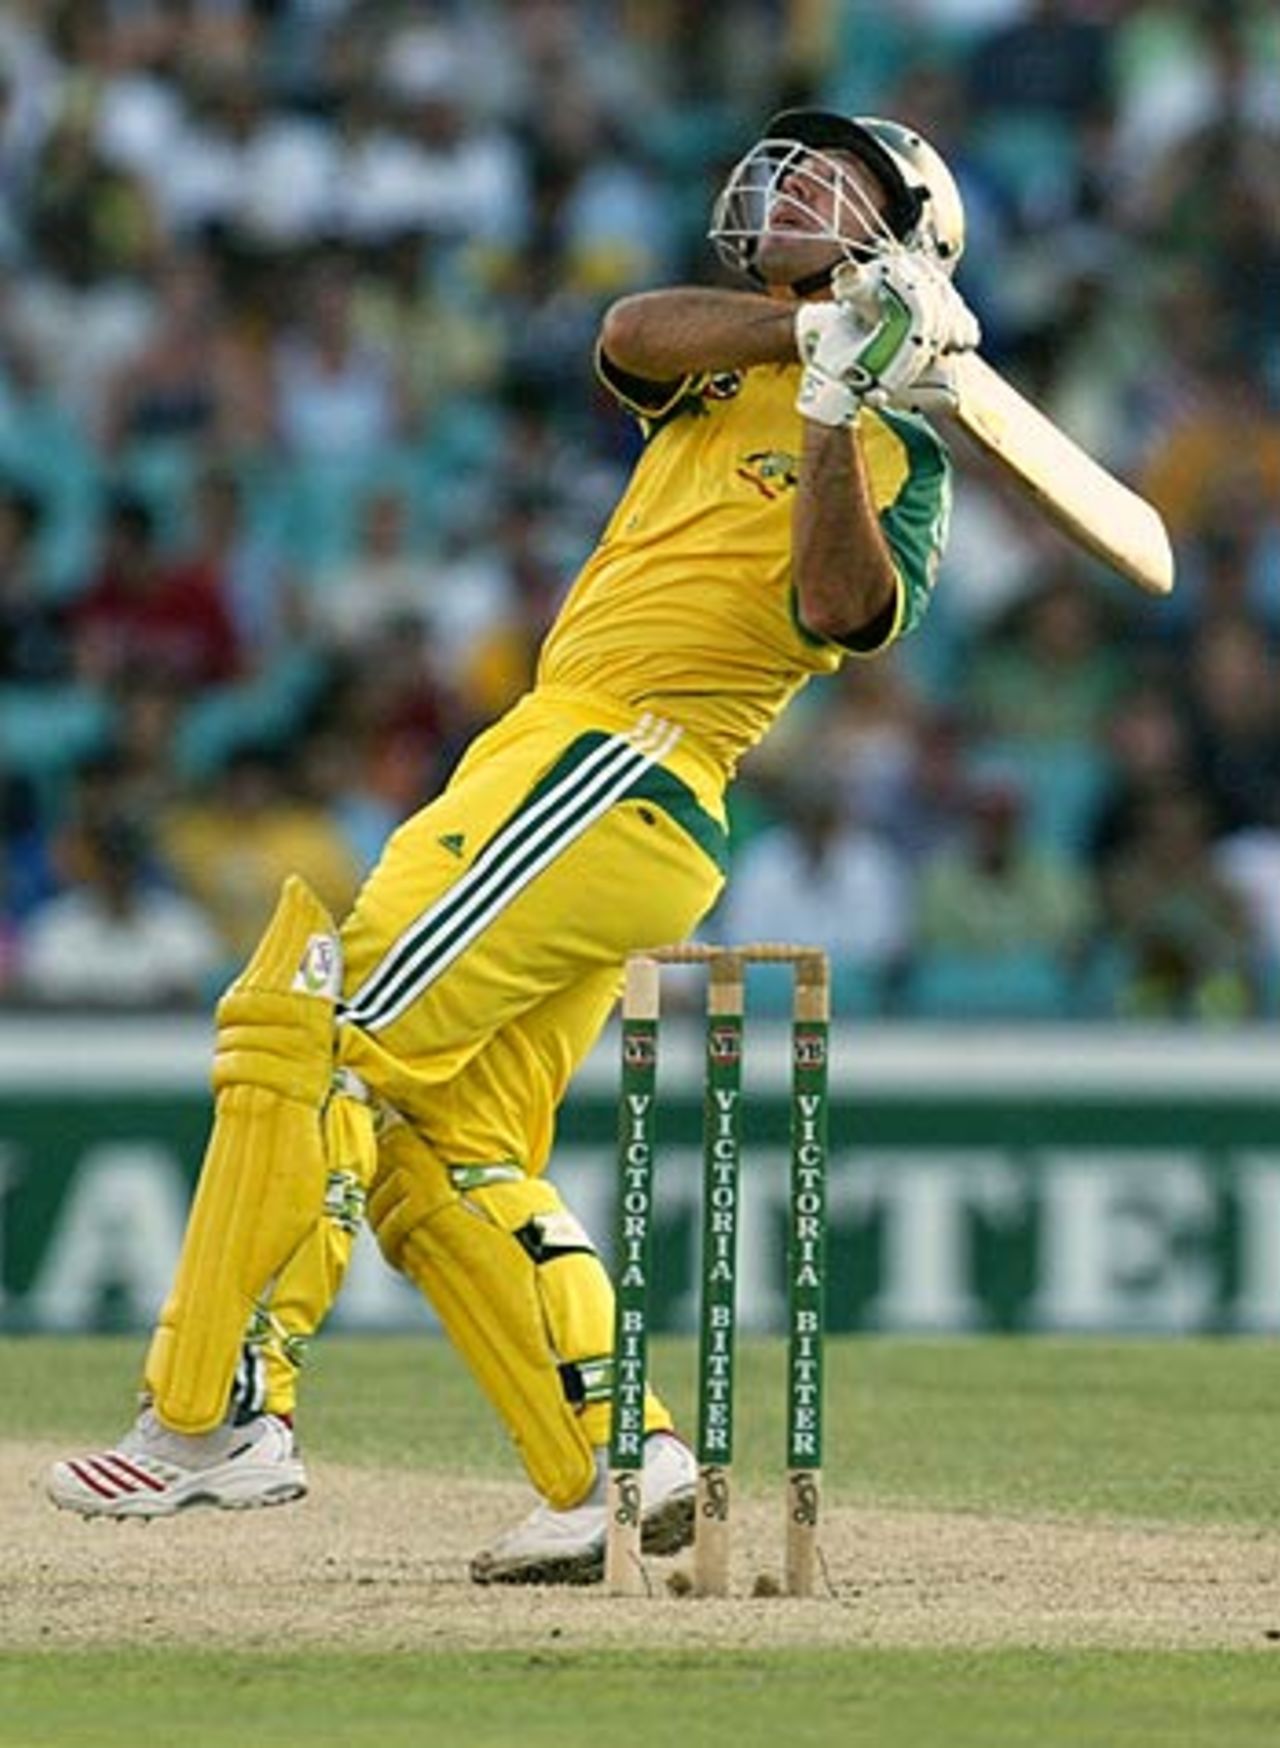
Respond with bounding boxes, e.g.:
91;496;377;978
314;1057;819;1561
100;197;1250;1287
0;0;1277;1021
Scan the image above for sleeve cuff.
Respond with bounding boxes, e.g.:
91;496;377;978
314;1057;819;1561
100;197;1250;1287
833;568;908;658
595;342;695;420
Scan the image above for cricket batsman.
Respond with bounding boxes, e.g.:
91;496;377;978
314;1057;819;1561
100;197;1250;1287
49;111;977;1584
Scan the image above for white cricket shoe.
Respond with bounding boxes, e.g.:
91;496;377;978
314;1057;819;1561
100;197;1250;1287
470;1430;696;1586
46;1408;307;1519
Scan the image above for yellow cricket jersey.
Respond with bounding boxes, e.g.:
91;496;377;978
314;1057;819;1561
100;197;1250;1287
536;354;951;779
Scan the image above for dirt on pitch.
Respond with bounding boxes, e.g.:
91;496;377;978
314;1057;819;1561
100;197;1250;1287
5;1441;1279;1655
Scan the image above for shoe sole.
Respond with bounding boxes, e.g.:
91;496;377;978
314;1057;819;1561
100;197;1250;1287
470;1488;695;1587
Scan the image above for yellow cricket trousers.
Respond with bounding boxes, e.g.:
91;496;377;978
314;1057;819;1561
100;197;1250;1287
318;684;729;1498
337;684;728;1153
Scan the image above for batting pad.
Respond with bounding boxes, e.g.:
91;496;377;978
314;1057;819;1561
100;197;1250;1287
478;1178;675;1455
146;877;343;1433
249;1089;379;1416
371;1126;672;1509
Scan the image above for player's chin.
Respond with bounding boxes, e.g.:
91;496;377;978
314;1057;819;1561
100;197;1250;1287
756;235;839;288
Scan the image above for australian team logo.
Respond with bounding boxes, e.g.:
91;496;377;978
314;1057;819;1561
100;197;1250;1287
736;449;799;500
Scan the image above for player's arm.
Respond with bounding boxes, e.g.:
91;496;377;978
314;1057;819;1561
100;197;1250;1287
789;293;906;647
793;421;900;646
789;269;970;648
599;287;798;389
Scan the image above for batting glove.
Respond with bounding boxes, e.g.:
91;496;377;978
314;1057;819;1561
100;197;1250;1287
831;257;980;404
886;356;962;416
793;301;875;428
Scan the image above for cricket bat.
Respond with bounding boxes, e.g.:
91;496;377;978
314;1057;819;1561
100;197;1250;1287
831;260;1174;597
943;351;1175;598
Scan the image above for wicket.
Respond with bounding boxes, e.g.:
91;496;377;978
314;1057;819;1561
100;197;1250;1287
605;943;830;1598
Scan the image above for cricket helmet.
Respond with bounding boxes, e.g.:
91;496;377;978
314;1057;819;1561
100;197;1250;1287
709;110;965;283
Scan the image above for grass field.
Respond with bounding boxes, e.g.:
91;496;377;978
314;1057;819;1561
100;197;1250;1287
4;1335;1280;1746
5;1646;1279;1748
